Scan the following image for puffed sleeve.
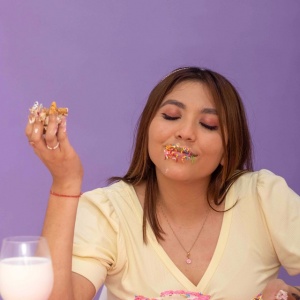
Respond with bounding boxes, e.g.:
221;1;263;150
257;169;300;275
72;187;126;291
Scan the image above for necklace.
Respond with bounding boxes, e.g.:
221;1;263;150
160;204;210;264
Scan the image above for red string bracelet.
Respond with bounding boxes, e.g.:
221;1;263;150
50;190;82;198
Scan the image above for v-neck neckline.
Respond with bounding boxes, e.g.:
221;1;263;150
126;181;235;291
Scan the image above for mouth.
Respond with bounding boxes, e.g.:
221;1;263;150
164;144;198;162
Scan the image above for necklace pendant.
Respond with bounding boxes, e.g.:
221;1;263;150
186;252;192;264
186;258;192;264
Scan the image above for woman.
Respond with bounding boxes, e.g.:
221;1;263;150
25;67;300;300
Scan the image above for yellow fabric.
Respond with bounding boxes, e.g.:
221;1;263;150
72;169;300;300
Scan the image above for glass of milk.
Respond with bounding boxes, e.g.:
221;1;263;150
0;236;54;300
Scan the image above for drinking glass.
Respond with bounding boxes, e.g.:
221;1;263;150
0;236;54;300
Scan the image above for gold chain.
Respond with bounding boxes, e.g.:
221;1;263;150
160;203;210;264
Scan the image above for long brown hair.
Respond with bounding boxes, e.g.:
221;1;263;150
110;67;253;242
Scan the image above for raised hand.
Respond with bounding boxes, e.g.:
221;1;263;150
25;102;83;193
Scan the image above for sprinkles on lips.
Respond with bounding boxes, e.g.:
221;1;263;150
164;144;197;162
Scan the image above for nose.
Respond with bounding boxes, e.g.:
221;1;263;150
175;122;196;141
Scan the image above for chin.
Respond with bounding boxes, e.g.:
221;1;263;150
157;165;199;182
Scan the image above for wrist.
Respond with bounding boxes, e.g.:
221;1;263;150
50;190;82;198
51;179;82;195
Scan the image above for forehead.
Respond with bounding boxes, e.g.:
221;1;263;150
162;80;215;107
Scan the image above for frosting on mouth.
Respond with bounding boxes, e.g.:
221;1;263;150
164;144;197;162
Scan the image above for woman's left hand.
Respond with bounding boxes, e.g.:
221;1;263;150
261;279;300;300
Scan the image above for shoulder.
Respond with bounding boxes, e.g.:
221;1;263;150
234;169;288;191
233;169;299;206
77;181;134;226
79;180;142;223
82;180;134;206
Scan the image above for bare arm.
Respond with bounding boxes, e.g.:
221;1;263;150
26;111;96;299
42;192;96;299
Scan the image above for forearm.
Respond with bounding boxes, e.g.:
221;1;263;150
42;183;82;300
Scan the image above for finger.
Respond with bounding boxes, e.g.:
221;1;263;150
291;294;300;300
25;115;36;148
26;116;45;148
56;116;71;149
25;114;36;139
44;114;59;149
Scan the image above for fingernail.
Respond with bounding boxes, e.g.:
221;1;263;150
34;127;39;134
56;115;62;123
61;120;67;132
28;115;35;124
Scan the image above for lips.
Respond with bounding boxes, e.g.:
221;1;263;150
164;144;198;162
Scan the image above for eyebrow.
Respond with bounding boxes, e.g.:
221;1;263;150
160;99;185;109
201;108;218;115
160;99;218;115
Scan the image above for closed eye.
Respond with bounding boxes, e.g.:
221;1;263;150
200;122;218;131
162;113;180;120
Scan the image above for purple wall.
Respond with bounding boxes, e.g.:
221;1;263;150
0;1;299;297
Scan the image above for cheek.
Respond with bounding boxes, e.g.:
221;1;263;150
148;126;169;163
147;123;156;146
214;144;225;165
147;123;160;158
148;120;170;143
201;135;224;158
147;139;162;165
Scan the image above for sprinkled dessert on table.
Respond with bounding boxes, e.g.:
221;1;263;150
134;290;210;300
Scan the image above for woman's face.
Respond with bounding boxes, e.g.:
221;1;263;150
148;80;225;183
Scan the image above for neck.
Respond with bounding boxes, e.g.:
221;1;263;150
156;172;210;222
